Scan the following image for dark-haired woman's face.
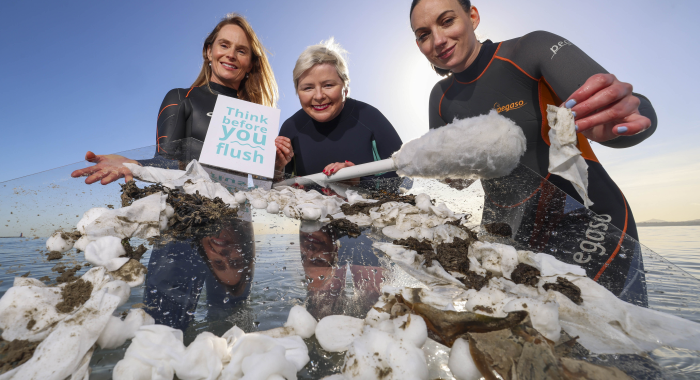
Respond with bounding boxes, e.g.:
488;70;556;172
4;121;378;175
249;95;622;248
207;24;253;90
410;0;480;73
201;226;252;286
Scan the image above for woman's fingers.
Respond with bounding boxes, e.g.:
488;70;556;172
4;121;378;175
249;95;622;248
85;169;110;185
574;95;640;132
100;171;121;185
571;82;633;122
564;74;617;112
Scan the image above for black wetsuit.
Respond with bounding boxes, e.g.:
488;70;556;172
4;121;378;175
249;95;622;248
429;32;657;301
279;98;403;179
140;82;239;166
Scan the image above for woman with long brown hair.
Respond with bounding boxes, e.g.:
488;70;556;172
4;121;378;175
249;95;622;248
72;13;278;184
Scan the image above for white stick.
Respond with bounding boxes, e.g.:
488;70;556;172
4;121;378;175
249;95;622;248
274;158;397;188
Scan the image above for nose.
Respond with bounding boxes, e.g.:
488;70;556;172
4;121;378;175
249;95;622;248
433;28;447;50
312;87;325;102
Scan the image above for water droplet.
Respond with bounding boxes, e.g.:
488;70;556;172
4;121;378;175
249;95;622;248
163;311;170;316
191;276;197;281
223;297;230;303
253;321;260;327
150;289;157;294
264;287;270;291
318;275;325;280
186;310;195;316
282;266;286;270
619;253;627;259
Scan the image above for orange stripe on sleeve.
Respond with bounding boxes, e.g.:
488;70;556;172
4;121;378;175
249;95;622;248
186;87;195;98
593;190;629;281
157;104;178;121
493;56;537;81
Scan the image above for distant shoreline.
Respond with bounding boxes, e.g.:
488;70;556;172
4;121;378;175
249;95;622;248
638;221;700;227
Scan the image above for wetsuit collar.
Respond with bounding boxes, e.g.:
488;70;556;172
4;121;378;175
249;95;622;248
310;97;355;130
207;82;239;98
453;40;498;83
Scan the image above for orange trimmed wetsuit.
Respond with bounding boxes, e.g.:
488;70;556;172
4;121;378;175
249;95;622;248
429;32;656;302
141;82;238;166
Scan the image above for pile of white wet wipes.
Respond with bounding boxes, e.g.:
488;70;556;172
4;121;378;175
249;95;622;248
112;305;316;380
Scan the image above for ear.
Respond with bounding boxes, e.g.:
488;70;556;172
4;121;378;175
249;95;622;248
206;46;213;62
470;6;481;30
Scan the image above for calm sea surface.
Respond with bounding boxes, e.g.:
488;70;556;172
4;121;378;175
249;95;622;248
639;226;700;279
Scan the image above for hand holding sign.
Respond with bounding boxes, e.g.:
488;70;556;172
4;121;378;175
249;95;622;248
200;95;281;178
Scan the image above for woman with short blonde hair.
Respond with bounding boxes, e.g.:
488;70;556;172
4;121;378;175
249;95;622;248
292;38;350;96
274;38;402;182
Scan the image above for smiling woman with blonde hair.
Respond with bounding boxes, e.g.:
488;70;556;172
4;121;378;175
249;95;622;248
72;13;278;184
275;38;402;182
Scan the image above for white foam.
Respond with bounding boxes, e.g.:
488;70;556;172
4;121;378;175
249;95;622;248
393;111;526;180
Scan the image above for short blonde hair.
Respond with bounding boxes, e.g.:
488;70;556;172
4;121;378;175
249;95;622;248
293;38;350;95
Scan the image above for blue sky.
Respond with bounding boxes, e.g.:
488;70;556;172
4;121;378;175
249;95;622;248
1;0;698;221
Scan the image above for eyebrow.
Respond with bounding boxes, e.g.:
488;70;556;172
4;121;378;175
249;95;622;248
413;10;456;33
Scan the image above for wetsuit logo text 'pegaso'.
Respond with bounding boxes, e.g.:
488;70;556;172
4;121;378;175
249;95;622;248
494;100;526;113
550;40;573;59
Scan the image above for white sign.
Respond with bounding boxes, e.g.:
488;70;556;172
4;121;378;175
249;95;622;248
199;95;280;178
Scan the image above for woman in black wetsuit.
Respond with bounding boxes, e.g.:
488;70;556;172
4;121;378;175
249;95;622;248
71;13;279;184
274;39;403;183
410;0;657;303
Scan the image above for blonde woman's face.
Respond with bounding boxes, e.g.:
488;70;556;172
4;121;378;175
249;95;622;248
207;24;253;90
297;63;347;123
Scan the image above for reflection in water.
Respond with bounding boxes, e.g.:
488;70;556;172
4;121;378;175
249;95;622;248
299;221;384;320
480;165;649;306
144;218;255;331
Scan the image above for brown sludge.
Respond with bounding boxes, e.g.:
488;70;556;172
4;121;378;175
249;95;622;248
468;325;633;380
55;265;82;283
340;192;416;216
111;259;147;284
483;222;513;237
326;218;362;238
0;338;40;374
55;279;93;313
121;180;239;238
511;263;541;287
46;251;63;261
393;237;433;255
121;238;148;261
397;293;527;347
543;277;583;305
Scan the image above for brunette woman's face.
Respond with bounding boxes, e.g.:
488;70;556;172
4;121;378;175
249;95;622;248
297;63;347;123
299;229;337;268
201;226;252;286
410;0;481;73
207;24;253;90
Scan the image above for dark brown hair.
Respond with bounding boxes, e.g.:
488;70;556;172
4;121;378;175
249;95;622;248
410;0;473;77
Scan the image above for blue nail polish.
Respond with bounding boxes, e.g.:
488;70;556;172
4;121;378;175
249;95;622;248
617;126;628;134
575;125;579;132
571;111;577;118
565;99;577;109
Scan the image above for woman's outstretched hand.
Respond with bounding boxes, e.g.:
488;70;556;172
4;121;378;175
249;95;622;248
70;151;140;185
274;136;294;173
564;73;652;143
323;161;360;186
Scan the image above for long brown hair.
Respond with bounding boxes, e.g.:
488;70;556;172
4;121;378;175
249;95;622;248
192;13;278;107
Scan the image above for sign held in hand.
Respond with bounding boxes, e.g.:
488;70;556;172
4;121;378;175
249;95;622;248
199;95;280;178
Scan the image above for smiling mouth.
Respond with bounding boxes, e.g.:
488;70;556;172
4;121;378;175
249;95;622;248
312;103;330;111
221;62;238;70
437;45;456;60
